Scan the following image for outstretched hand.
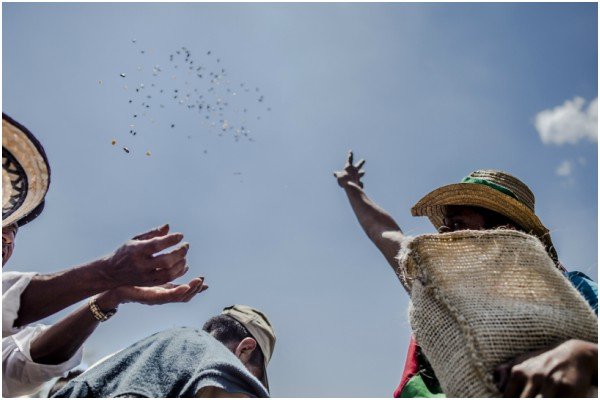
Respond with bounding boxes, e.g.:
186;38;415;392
114;277;208;306
334;150;366;189
103;224;191;288
494;339;598;397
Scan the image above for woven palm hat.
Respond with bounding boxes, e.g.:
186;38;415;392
411;170;557;261
2;113;51;228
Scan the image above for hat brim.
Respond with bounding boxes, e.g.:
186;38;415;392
2;113;51;227
411;183;557;260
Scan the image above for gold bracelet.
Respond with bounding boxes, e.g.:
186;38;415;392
88;296;117;322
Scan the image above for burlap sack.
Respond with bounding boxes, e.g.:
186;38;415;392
396;229;598;397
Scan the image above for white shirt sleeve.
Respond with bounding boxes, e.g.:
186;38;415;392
2;324;83;398
2;271;37;337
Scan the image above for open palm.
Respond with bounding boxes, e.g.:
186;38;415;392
117;277;208;305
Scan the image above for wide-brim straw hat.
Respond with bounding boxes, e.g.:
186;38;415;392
2;113;51;228
411;170;558;262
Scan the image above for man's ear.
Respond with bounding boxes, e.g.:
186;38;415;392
234;337;257;363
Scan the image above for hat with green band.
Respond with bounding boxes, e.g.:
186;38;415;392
411;169;557;261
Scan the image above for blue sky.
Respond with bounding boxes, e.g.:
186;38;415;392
3;3;597;397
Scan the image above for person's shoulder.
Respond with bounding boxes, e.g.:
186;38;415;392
565;271;596;283
2;270;36;285
144;327;223;351
565;270;597;314
152;326;212;341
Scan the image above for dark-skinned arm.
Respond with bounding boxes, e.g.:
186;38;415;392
334;151;404;269
29;277;207;365
14;224;189;328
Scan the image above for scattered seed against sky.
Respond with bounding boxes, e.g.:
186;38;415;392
109;42;270;156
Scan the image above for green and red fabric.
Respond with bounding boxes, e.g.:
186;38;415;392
394;336;444;398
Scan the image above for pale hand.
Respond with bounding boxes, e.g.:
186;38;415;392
333;150;366;189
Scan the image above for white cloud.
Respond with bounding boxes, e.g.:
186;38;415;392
555;160;573;177
535;97;598;145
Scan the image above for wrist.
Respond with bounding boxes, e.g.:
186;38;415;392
344;181;362;191
93;255;121;290
95;290;122;311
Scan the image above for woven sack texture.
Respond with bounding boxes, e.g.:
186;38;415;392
396;229;598;397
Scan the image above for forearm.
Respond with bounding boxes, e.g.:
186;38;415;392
29;291;120;365
343;182;403;264
15;258;113;328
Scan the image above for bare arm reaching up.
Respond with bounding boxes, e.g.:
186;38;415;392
334;151;404;270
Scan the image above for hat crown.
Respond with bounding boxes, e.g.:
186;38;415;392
468;170;535;212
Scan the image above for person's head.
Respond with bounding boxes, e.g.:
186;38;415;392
411;170;559;265
2;114;51;263
2;223;18;267
202;305;276;390
438;205;525;234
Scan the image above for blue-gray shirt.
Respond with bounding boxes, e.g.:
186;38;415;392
52;327;269;398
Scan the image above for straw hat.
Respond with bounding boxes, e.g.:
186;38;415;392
2;114;51;228
411;170;557;261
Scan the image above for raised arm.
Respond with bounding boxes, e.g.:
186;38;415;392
14;224;190;328
334;151;404;270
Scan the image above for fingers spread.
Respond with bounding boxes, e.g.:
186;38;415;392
132;224;170;241
143;232;184;255
153;260;188;285
344;150;353;168
152;243;189;268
